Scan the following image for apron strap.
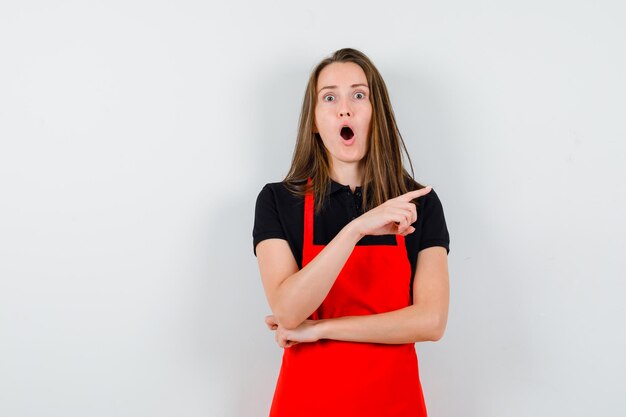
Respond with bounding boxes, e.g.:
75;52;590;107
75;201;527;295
303;177;315;263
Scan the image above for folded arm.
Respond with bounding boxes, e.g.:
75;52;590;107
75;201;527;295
268;246;449;346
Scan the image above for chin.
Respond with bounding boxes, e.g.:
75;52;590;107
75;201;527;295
337;154;366;164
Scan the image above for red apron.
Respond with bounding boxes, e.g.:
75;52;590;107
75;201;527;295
269;181;428;417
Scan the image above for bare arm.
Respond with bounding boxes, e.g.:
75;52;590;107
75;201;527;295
256;187;432;330
256;222;362;330
266;246;449;346
318;246;449;343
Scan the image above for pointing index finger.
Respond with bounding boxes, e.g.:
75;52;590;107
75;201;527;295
401;186;432;201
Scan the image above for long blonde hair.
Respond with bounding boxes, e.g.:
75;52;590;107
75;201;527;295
284;48;424;213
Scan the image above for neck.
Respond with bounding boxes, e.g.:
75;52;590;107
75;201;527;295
329;162;363;192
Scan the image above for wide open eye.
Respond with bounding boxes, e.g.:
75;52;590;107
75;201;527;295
323;95;335;102
354;92;365;99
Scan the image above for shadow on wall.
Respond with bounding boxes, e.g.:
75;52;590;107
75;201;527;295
183;60;307;416
234;60;310;417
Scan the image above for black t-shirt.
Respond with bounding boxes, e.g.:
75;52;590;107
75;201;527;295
253;179;450;284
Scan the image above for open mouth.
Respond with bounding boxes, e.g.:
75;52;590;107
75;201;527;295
340;126;354;140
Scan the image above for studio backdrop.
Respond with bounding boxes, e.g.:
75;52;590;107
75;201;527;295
1;1;624;416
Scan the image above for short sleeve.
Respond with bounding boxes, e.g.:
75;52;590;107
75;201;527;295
418;188;450;254
253;184;288;255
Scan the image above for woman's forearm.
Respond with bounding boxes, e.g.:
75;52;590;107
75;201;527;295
272;256;449;346
273;221;363;329
314;246;450;344
316;304;447;344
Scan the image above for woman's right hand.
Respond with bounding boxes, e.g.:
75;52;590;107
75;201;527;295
351;186;432;238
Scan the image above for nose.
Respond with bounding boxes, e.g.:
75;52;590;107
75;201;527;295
338;101;352;118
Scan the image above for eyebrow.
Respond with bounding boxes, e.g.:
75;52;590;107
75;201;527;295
318;83;370;94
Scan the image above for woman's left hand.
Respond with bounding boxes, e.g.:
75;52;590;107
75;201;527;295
265;315;322;348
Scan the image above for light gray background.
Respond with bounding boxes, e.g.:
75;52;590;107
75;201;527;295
1;1;624;416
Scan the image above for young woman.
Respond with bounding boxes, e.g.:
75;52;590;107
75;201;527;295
253;48;450;417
